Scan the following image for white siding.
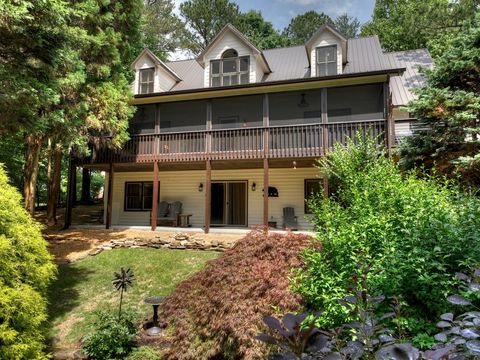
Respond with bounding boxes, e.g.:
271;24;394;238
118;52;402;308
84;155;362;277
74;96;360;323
132;55;178;95
310;32;343;77
106;167;322;230
202;32;258;87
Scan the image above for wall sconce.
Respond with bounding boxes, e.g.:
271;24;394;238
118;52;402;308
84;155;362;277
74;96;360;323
198;183;203;192
251;182;256;191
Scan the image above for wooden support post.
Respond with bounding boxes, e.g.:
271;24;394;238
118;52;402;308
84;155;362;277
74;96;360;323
63;158;75;230
151;161;159;231
204;159;212;233
106;162;114;229
321;88;328;153
384;81;394;153
263;158;269;228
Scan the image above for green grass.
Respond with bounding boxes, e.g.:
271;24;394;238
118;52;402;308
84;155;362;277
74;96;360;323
48;248;217;348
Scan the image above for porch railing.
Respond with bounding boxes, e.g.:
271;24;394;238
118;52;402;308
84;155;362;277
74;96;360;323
88;119;387;164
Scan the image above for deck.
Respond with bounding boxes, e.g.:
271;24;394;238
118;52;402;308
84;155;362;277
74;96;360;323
80;119;389;165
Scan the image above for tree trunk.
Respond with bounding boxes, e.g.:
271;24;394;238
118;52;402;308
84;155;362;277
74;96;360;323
47;144;62;226
23;134;43;215
80;167;91;204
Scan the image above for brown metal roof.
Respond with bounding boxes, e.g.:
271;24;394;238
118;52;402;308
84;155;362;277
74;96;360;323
384;49;433;106
158;34;432;101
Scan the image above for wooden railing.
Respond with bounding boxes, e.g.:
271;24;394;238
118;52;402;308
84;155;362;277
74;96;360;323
86;120;387;164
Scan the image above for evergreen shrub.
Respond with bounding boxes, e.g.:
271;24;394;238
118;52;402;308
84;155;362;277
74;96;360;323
0;166;56;359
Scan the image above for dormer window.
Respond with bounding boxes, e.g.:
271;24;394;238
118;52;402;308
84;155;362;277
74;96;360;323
316;45;337;76
210;49;250;87
139;68;154;94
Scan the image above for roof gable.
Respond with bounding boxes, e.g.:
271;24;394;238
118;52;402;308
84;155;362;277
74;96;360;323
306;24;348;65
196;23;271;73
131;48;182;82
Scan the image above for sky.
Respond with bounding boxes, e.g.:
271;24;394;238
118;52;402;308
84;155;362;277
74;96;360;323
173;0;376;31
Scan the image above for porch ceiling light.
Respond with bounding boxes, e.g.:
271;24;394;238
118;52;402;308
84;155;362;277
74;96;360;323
251;182;256;191
298;93;309;108
293;161;297;169
198;183;203;192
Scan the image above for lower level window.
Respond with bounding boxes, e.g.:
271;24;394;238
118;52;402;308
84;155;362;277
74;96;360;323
124;182;158;211
304;179;324;214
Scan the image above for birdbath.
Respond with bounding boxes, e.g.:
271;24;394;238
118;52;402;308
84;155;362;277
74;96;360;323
144;296;165;336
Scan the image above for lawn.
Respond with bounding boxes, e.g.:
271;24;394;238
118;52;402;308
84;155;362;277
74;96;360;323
47;248;217;350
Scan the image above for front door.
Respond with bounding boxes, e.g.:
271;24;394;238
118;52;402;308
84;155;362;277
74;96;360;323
211;181;247;226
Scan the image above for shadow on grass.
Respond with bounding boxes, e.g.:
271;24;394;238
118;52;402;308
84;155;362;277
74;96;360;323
46;264;95;346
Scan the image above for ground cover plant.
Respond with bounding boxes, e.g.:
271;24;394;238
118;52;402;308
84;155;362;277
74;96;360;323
48;248;217;351
295;135;480;344
158;229;312;360
0;166;56;359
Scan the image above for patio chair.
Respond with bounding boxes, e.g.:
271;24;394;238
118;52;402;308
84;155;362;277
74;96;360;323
158;201;183;227
282;207;298;231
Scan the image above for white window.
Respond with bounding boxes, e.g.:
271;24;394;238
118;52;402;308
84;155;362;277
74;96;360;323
316;45;337;77
210;49;249;87
139;68;154;94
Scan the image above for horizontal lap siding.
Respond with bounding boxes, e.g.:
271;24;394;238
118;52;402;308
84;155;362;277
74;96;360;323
107;167;321;230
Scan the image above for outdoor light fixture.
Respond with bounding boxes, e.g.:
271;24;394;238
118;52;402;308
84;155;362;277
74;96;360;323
251;182;256;191
297;93;309;108
198;183;203;192
293;161;297;169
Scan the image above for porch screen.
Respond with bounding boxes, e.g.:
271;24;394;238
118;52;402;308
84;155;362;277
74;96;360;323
327;84;384;123
212;95;263;129
129;105;156;135
160;100;207;133
269;90;322;126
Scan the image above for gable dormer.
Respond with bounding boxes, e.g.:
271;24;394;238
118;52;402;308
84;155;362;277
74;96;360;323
306;24;347;77
197;24;271;88
131;48;182;95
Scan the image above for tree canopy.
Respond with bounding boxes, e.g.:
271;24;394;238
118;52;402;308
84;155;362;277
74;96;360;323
397;14;480;186
282;10;333;44
361;0;479;56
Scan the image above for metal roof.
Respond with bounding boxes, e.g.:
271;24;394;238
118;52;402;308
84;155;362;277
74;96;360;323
159;34;433;101
384;49;433;106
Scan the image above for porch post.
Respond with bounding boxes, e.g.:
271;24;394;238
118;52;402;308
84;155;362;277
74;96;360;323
263;158;269;228
151;161;159;231
106;162;114;229
321;88;328;153
263;94;270;229
204;159;212;233
63;158;75;230
384;81;394;152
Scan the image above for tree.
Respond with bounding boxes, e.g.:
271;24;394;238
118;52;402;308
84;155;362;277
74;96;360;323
334;13;360;38
236;10;291;49
0;166;56;359
180;0;240;53
141;0;187;60
361;0;479;54
0;0;73;214
397;15;480;186
282;11;333;45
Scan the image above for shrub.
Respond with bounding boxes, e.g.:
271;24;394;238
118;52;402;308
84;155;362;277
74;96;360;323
295;136;480;338
125;346;160;360
158;229;311;360
82;310;138;360
0;166;56;359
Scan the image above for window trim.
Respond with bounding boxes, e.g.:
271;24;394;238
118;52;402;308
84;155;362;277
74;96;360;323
138;68;155;94
304;178;324;214
124;181;160;212
210;55;250;87
316;45;338;77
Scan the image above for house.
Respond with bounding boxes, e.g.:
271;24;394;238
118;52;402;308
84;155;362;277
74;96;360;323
67;23;433;232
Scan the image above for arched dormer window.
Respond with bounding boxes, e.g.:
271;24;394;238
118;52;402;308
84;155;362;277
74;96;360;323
210;48;249;87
